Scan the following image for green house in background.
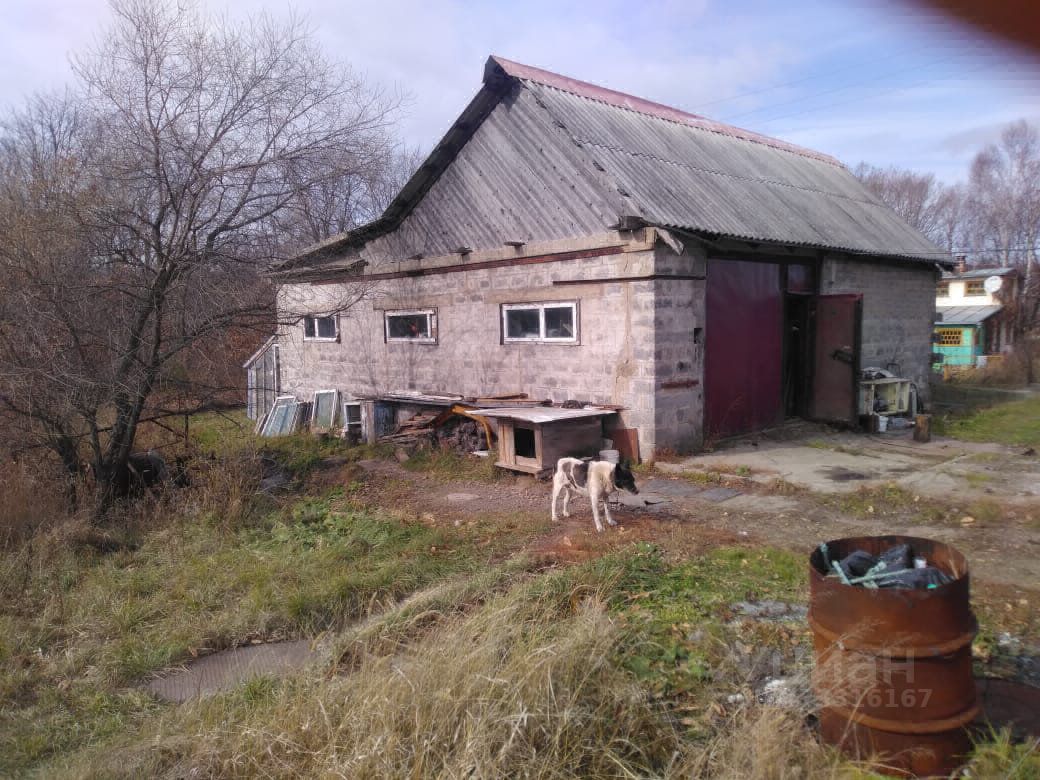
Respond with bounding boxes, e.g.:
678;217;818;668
933;305;1002;367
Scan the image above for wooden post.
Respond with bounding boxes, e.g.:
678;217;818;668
914;414;931;443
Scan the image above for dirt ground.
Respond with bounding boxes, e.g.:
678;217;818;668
336;427;1040;656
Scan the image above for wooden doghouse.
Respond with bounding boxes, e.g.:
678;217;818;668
472;407;615;474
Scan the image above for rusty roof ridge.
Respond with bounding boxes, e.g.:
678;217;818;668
488;56;844;168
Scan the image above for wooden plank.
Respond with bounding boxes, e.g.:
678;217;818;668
612;428;640;464
498;421;515;466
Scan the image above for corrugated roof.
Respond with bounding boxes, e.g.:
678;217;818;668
936;305;1002;325
280;56;946;274
515;72;940;262
941;267;1018;280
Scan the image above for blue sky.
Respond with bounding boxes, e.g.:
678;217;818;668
1;0;1037;182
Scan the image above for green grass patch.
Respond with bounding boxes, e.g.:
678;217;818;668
400;447;502;483
0;490;482;775
186;408;256;455
608;544;808;713
934;395;1040;447
964;727;1040;779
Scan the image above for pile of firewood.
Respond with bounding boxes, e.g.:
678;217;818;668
379;411;489;454
379;413;439;446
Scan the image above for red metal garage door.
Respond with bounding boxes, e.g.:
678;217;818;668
705;259;783;438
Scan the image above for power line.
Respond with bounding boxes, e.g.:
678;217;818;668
744;61;988;126
688;57;883;112
719;56;958;123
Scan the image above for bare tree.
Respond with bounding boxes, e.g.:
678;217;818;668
0;0;400;512
280;144;423;246
966;120;1040;269
853;162;949;243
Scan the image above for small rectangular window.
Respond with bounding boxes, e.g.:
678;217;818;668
935;328;962;346
936;283;949;297
385;309;437;343
502;302;578;344
303;315;337;341
965;280;985;296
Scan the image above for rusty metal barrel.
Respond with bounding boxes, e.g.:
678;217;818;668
809;535;979;777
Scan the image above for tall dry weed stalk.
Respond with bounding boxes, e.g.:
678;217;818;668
0;462;76;552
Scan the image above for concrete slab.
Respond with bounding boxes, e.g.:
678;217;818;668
617;491;670;508
144;640;320;702
698;486;743;503
659;428;1040;505
641;478;706;498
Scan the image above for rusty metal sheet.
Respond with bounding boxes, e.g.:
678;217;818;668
809;535;979;777
809;294;861;425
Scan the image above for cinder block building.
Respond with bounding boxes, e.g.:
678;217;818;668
255;56;948;458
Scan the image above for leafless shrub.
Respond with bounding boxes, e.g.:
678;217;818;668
0;0;404;514
0;460;79;552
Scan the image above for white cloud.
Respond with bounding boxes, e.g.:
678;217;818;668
0;0;1036;185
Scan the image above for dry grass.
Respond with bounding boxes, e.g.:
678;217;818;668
55;565;693;778
0;461;81;552
0;459;495;774
49;557;880;780
5;416;1038;778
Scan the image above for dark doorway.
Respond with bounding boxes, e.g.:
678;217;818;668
783;294;812;417
705;259;783;438
514;426;536;458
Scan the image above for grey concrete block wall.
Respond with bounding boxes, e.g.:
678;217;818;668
277;248;665;454
274;245;939;459
821;256;938;407
651;244;706;452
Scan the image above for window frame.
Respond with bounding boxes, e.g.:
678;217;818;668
259;395;301;437
384;308;438;344
501;301;579;344
342;401;363;438
935;328;963;347
964;280;985;297
936;282;950;297
245;340;280;424
302;314;338;342
311;389;339;432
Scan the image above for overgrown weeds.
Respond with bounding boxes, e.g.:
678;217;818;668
52;561;694;778
0;480;482;773
400;445;503;483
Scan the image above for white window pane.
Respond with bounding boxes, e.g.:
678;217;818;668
544;306;574;339
506;308;540;339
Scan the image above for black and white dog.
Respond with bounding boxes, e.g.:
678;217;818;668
551;457;639;532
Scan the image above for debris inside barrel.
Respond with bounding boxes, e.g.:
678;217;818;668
817;541;954;589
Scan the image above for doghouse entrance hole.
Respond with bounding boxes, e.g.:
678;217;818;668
514;427;536;458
